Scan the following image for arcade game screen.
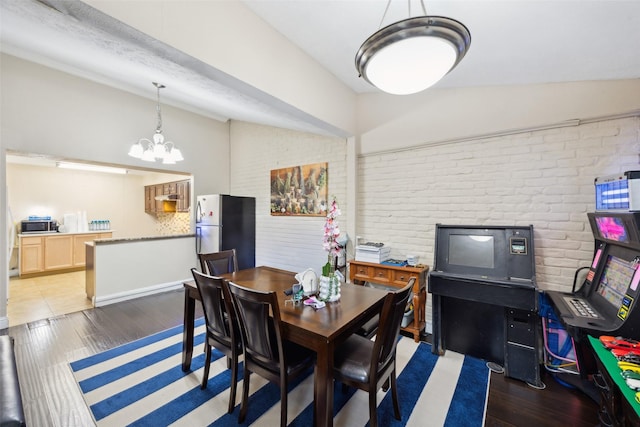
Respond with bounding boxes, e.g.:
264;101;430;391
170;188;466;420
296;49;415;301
595;216;629;243
596;254;636;309
448;234;494;269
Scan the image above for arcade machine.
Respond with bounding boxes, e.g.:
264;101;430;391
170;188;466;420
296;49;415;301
546;172;640;399
546;214;640;374
429;224;541;386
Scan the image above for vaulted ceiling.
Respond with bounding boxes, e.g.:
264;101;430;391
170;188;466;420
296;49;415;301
2;0;640;137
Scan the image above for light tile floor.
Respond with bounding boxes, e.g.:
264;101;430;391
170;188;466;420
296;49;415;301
7;271;93;326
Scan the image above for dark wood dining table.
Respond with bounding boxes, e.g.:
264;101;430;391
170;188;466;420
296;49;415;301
181;266;387;427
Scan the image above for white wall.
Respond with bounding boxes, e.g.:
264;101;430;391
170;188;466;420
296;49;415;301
356;116;640;331
0;54;230;326
356;80;640;155
229;121;348;275
0;54;229;196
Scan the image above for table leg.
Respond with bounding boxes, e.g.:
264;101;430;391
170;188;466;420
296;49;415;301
314;342;335;427
182;289;196;371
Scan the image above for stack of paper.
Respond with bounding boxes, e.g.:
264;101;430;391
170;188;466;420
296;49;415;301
355;245;391;263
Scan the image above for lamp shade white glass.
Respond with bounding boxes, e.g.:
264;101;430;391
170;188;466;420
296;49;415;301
356;16;471;95
128;82;183;163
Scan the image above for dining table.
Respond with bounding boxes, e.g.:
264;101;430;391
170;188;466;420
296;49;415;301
181;266;388;427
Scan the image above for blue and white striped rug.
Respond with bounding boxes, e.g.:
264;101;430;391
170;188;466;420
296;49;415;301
70;318;489;426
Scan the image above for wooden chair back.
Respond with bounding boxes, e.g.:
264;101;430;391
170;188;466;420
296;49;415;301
199;249;238;276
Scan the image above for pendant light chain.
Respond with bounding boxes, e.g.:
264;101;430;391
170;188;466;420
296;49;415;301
154;82;165;134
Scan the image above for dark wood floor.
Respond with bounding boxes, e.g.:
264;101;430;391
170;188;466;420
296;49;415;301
2;289;599;426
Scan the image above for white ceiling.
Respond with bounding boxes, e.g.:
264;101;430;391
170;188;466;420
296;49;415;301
1;0;640;139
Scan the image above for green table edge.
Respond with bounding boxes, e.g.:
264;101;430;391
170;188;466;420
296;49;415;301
589;334;640;417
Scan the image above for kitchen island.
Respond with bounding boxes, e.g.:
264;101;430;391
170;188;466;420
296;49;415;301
18;231;113;277
85;234;196;307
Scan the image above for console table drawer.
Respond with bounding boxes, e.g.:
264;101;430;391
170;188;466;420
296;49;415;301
372;267;391;283
393;270;415;286
352;264;374;281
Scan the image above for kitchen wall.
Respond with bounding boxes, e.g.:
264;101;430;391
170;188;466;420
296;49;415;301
7;162;190;235
6;162;191;269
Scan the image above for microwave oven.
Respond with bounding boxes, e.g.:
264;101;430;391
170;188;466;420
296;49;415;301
21;220;58;234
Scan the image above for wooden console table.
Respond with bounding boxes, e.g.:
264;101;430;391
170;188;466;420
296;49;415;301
349;260;429;342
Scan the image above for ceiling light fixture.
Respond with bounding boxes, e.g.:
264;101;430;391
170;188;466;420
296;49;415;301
56;162;128;175
128;82;184;164
355;0;471;95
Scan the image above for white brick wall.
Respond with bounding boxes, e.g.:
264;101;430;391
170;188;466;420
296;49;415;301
226;117;639;334
229;121;347;274
358;117;640;295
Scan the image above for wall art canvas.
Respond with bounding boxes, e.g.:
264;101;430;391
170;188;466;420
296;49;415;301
270;162;328;216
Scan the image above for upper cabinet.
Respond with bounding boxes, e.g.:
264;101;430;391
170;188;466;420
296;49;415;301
144;179;190;214
176;180;190;212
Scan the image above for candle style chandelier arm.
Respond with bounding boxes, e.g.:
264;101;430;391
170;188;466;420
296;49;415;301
128;82;183;164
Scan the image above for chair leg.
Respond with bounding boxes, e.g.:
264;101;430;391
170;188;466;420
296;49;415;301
201;344;211;389
239;367;250;423
227;355;238;414
391;372;401;420
280;380;288;427
369;388;378;427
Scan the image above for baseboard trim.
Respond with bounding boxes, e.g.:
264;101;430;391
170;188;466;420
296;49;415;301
93;280;187;307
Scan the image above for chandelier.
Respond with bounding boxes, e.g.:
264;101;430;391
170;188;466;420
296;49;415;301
128;82;183;163
355;0;471;95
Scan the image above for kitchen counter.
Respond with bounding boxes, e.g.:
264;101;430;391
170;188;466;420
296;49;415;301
86;234;196;307
91;233;194;245
18;230;116;237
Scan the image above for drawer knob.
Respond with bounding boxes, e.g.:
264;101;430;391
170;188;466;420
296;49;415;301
399;276;405;280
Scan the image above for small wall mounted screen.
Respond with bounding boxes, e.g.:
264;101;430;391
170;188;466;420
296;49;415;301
449;234;495;269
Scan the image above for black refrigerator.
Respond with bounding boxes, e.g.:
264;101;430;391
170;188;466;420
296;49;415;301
195;194;256;270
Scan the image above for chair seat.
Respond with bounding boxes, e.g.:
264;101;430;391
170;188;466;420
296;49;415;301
283;341;315;376
334;335;374;383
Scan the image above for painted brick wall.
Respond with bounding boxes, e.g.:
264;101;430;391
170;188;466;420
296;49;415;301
358;117;639;331
229;121;348;274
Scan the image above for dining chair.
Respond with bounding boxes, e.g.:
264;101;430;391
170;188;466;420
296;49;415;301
190;268;242;414
333;278;415;427
198;249;238;276
227;281;315;427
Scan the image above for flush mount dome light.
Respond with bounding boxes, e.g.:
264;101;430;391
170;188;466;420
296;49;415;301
356;4;471;95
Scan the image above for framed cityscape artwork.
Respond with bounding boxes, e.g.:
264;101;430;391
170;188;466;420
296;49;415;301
270;162;328;216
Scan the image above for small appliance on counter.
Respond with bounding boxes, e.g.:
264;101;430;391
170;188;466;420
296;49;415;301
20;217;58;234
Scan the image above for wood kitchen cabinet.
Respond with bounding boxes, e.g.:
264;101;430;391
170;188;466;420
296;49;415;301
349;260;429;342
19;236;43;275
176;180;190;212
44;234;74;270
145;185;156;213
155;184;164;212
19;232;113;277
144;179;190;214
